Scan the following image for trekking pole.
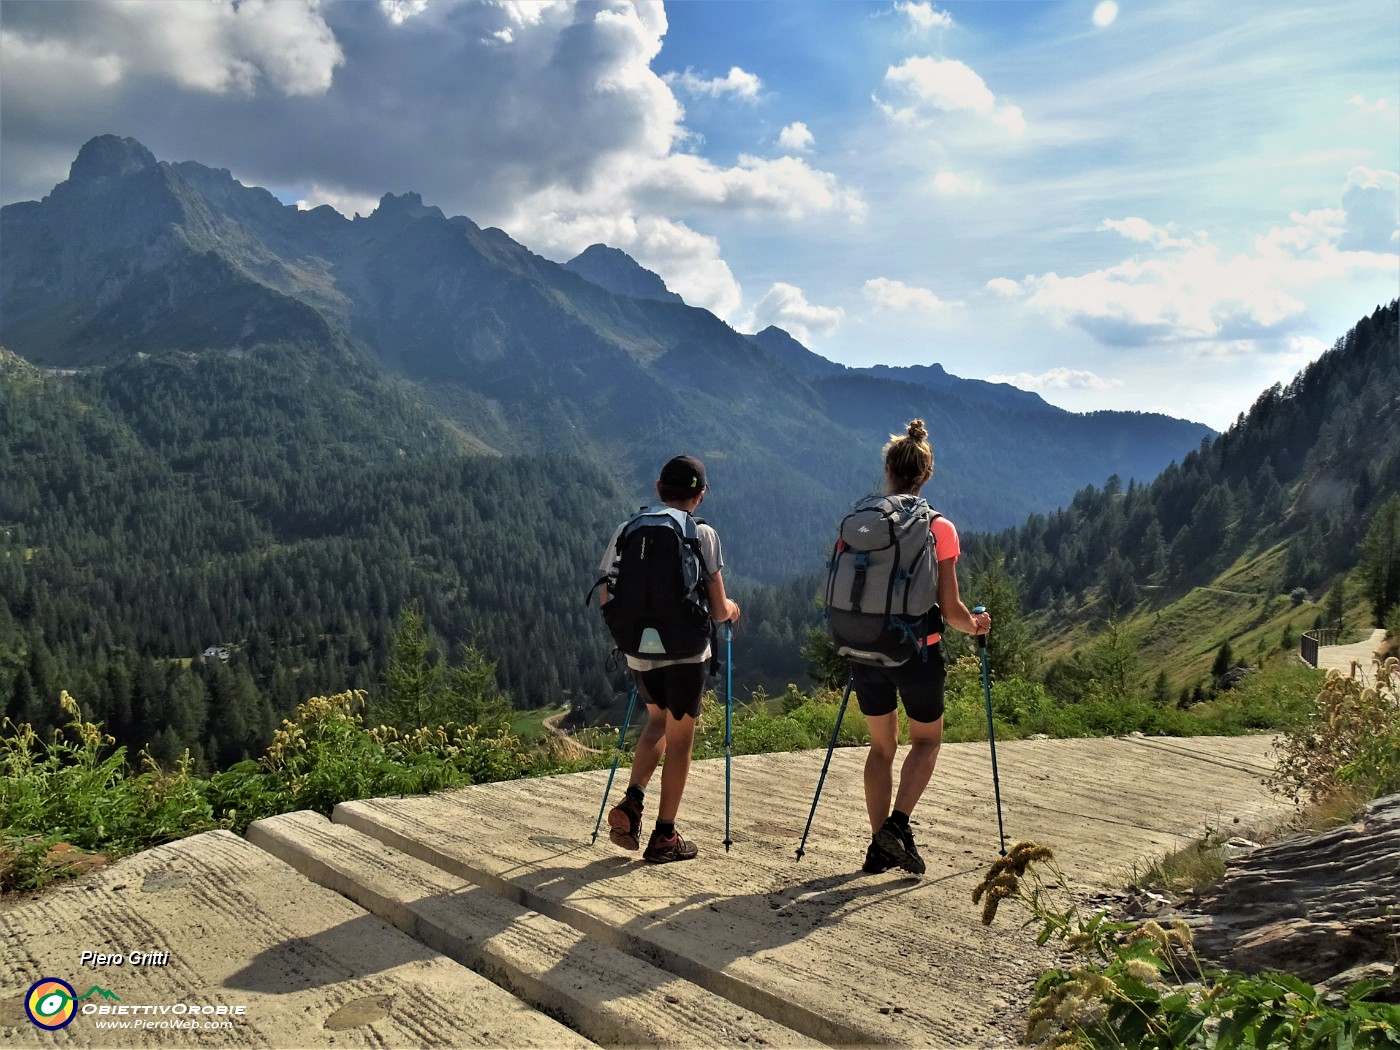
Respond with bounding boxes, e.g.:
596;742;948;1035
974;606;1008;856
795;672;855;861
591;681;639;845
723;622;734;852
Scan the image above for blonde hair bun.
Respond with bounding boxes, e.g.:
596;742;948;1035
907;419;927;442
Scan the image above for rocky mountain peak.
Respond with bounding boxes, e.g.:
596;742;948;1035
564;244;684;305
68;135;159;183
369;191;445;222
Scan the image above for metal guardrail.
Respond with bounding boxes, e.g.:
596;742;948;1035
1301;627;1341;667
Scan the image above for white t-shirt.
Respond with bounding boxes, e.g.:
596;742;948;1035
597;510;724;671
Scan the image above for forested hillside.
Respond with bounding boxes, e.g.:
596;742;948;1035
0;344;623;768
981;301;1400;681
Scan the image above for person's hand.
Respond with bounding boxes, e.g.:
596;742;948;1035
727;600;741;623
971;608;991;635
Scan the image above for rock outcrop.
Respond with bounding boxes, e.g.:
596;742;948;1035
1186;794;1399;990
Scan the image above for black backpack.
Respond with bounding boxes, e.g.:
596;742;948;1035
824;493;941;667
589;506;713;660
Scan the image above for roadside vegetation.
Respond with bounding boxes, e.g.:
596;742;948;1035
2;628;1390;895
975;654;1400;1049
977;834;1398;1050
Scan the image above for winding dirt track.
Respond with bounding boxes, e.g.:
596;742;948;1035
1;733;1289;1049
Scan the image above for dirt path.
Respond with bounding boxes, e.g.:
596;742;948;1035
541;708;603;759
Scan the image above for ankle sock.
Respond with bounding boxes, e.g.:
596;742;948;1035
625;784;645;804
890;810;911;829
656;820;675;837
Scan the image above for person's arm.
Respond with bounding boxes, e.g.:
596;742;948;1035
704;572;740;623
936;558;989;636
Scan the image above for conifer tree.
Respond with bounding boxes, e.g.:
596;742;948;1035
1211;640;1234;679
1358;494;1400;626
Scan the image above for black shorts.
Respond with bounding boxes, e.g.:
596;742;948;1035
633;661;707;720
852;644;946;724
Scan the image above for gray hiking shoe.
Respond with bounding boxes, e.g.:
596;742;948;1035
643;827;698;863
607;790;644;851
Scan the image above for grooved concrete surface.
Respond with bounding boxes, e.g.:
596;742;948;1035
1;735;1289;1049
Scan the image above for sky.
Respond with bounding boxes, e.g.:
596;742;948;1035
1;0;1396;430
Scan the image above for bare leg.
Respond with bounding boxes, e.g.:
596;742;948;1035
893;715;944;817
656;713;696;822
626;704;667;791
863;711;899;834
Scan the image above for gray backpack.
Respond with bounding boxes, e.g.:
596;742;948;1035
824;494;941;667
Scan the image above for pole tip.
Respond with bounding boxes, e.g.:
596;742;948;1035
794;848;805;861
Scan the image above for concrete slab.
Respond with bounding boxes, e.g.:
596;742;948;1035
1316;628;1388;674
0;830;592;1048
331;733;1289;1049
246;810;819;1048
0;734;1290;1049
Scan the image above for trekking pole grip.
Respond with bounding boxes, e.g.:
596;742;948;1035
973;605;988;650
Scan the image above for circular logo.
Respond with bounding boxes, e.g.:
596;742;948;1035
25;978;77;1030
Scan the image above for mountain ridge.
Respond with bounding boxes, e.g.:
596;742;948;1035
1;135;1215;576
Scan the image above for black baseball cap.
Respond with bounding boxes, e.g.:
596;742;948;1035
658;454;707;493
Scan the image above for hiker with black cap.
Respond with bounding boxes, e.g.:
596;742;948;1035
593;454;740;863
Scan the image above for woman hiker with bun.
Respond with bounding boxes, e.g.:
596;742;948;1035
858;420;991;874
596;454;740;863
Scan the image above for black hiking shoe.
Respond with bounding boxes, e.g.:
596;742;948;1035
607;791;644;851
874;818;926;875
643;827;698;863
862;835;900;874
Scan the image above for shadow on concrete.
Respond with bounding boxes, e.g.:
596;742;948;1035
224;912;442;994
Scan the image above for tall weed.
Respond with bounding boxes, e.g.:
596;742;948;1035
1270;658;1400;806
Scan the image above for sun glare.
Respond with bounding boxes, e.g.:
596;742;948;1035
1092;1;1119;27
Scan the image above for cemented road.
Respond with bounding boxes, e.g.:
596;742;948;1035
1;734;1290;1048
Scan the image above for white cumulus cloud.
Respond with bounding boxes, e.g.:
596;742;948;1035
863;277;953;312
777;121;814;153
881;55;1024;135
895;2;954;32
992;175;1398;350
379;1;428;26
746;283;844;343
666;66;761;100
627;152;866;221
1100;217;1203;250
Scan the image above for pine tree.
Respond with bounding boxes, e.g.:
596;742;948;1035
1211;641;1234;678
376;605;446;731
